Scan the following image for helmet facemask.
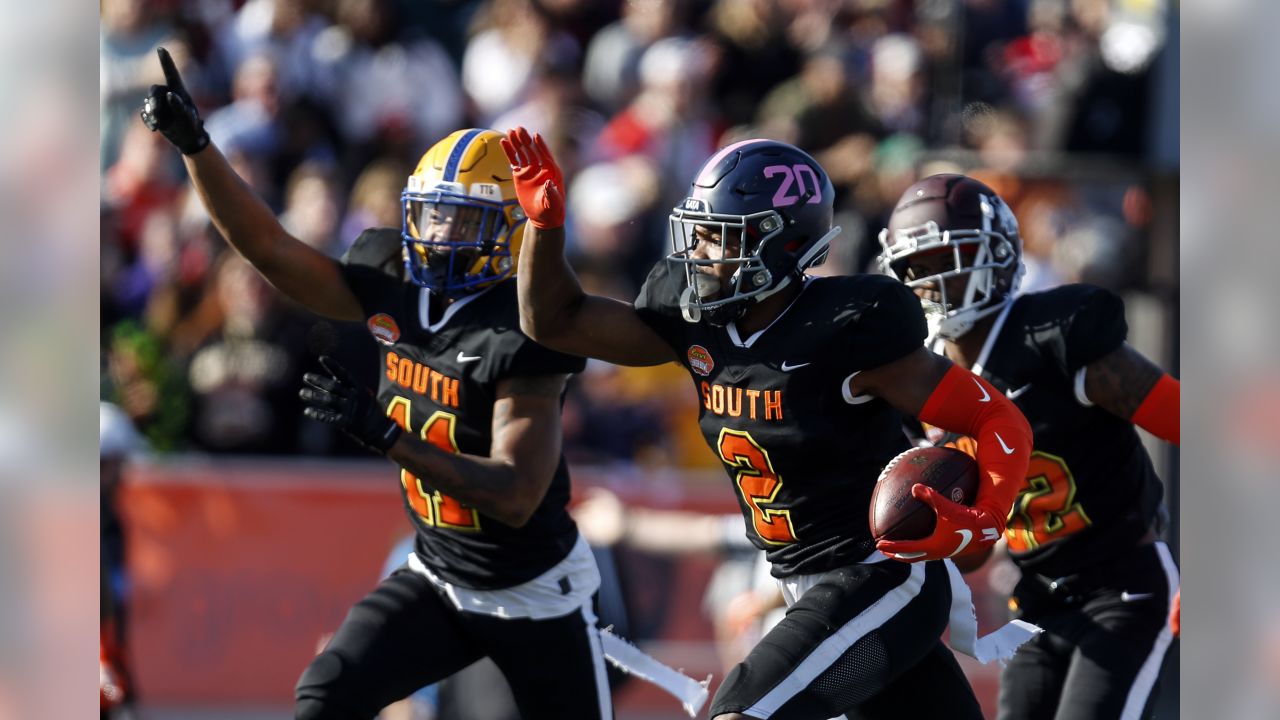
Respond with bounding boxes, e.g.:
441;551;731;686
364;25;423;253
666;138;839;325
878;216;1022;340
668;200;835;326
401;180;518;298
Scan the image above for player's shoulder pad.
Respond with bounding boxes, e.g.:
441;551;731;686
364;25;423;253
1018;283;1124;325
472;276;522;324
341;228;405;279
476;280;588;377
811;274;925;329
809;274;927;369
1020;283;1128;372
634;257;685;317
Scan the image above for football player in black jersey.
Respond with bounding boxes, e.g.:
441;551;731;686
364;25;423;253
503;127;1038;719
141;49;615;719
878;174;1181;720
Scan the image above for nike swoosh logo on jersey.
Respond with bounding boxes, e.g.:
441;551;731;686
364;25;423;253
972;377;991;402
1120;592;1153;602
780;361;811;372
994;432;1016;455
456;351;483;363
951;529;974;556
1006;383;1032;400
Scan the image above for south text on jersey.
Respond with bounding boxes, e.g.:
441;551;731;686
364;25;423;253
386;351;460;408
700;381;784;421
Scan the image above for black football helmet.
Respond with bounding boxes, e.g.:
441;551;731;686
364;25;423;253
668;139;840;325
877;174;1024;340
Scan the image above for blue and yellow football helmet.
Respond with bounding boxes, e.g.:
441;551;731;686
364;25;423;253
402;129;527;296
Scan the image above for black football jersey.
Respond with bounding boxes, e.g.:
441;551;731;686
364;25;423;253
339;229;586;590
635;260;927;577
931;285;1164;578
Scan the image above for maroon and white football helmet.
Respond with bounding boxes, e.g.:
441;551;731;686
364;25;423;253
877;174;1024;340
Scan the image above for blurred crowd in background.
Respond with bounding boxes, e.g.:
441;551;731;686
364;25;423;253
99;0;1177;467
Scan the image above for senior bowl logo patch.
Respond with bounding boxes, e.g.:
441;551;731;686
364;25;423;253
687;345;714;376
367;313;401;346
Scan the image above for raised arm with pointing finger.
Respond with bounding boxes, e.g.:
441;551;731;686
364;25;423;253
141;57;656;718
140;47;363;321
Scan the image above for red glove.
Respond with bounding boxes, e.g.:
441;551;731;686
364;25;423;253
877;484;1004;562
500;127;565;229
1169;588;1180;638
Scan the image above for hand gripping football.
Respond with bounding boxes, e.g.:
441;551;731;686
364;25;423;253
870;446;979;542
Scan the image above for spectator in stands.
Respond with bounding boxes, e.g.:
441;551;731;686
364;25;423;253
757;43;883;152
101;0;181;171
185;255;310;454
204;53;284;160
323;0;463;158
596;37;726;214
213;0;335;104
582;0;688;113
461;0;580;125
338;157;413;252
279;161;344;256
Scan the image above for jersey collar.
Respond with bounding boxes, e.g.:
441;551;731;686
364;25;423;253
418;284;496;333
969;296;1017;378
725;276;814;349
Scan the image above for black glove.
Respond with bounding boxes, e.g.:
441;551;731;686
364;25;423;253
139;47;210;155
300;356;402;454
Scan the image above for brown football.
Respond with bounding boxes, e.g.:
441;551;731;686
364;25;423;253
869;446;979;542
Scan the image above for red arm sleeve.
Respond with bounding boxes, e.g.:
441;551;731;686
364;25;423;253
917;365;1033;530
1131;373;1179;446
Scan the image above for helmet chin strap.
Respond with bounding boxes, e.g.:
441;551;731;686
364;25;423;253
679;285;702;323
679;273;723;322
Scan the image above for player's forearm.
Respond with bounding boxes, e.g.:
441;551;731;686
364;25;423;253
516;225;587;344
387;436;537;527
918;366;1032;524
182;146;362;320
183;144;293;270
969;408;1032;520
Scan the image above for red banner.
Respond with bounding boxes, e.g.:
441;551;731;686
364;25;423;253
120;459;1003;716
121;460;406;703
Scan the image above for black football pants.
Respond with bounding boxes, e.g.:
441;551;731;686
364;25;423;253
709;559;982;719
294;569;612;719
998;541;1179;720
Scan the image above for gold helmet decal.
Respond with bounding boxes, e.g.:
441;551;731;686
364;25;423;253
402;129;527;295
